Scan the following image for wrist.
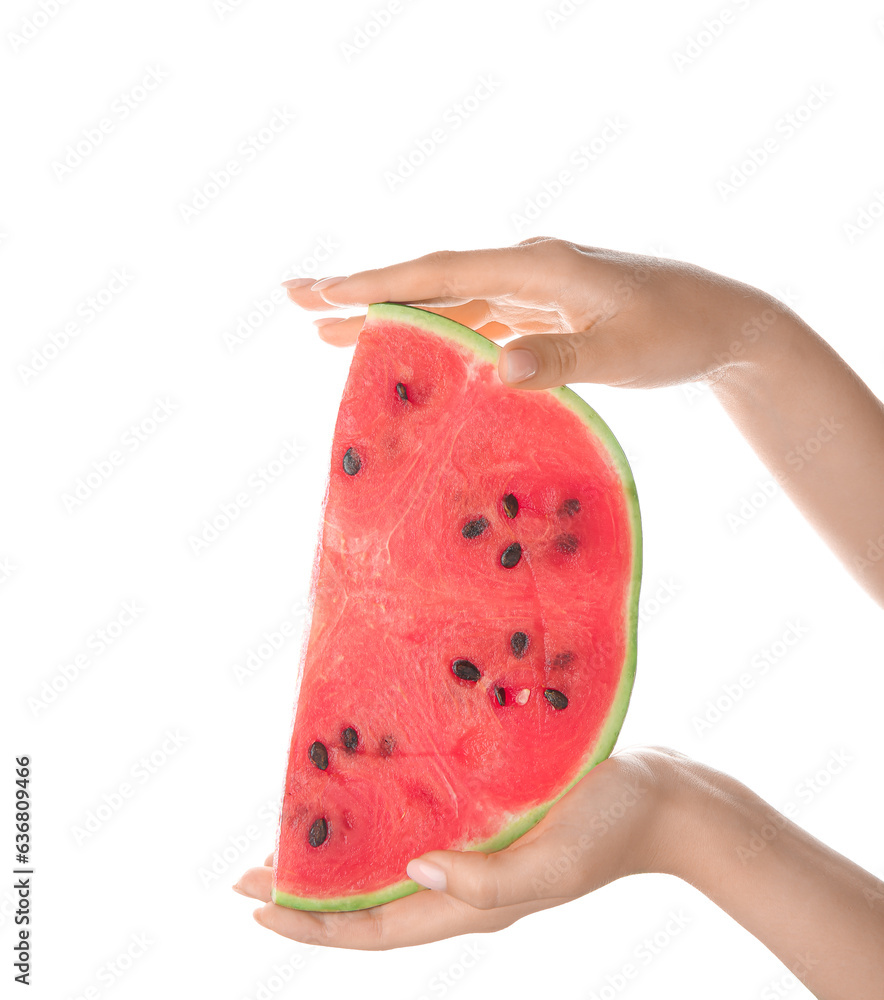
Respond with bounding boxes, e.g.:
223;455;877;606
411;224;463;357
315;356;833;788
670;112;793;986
704;286;809;388
636;749;760;883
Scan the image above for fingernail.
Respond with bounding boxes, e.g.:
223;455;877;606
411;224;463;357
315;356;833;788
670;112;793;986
232;883;246;895
505;348;537;383
406;859;447;891
311;275;348;291
280;277;315;288
252;908;266;925
313;316;348;328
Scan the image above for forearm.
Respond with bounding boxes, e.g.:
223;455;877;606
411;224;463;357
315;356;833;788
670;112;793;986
708;306;884;605
660;761;884;1000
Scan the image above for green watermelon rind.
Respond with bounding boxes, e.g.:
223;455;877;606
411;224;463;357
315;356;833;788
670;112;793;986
272;302;642;913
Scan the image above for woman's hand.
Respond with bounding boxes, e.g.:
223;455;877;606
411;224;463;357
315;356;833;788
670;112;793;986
233;747;681;950
285;239;884;605
236;744;884;998
283;237;794;390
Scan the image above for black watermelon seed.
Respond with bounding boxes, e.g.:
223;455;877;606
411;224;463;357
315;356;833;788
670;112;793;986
494;686;507;706
452;659;481;682
502;493;519;518
510;631;529;658
555;533;579;554
462;516;489;539
308;817;328;847
500;542;522;568
341;727;359;751
552;651;574;667
343;447;362;476
308;741;329;770
380;734;396;756
544;689;569;710
395;382;408;402
559;498;581;517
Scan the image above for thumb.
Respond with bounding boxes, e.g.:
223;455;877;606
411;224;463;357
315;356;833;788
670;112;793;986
500;332;600;389
406;840;577;910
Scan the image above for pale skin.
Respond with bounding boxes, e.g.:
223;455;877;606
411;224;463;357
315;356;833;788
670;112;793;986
234;239;884;996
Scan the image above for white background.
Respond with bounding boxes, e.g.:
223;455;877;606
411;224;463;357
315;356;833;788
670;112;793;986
3;0;883;998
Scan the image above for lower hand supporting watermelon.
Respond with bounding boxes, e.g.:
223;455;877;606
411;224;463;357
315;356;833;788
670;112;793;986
288;239;884;606
234;745;884;1000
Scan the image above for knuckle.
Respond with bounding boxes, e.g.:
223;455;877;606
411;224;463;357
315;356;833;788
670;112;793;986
468;870;500;910
547;334;582;380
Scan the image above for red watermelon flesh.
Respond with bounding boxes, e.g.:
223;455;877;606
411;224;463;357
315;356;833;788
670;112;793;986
272;303;641;911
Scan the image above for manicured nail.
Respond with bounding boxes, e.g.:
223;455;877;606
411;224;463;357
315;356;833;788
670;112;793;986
406;859;447;891
252;908;266;925
232;883;247;895
311;275;348;291
505;348;537;383
313;316;348;328
280;277;315;288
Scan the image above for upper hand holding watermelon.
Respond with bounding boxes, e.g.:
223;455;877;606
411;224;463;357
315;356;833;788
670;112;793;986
289;237;884;605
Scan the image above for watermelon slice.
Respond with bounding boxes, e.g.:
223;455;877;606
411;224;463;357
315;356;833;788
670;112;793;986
272;303;641;911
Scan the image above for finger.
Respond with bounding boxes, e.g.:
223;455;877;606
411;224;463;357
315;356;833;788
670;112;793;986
264;852;274;867
310;246;543;308
313;315;365;346
250;881;571;950
235;865;272;903
284;283;348;312
498;328;634;389
477;320;513;342
406;833;588;911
